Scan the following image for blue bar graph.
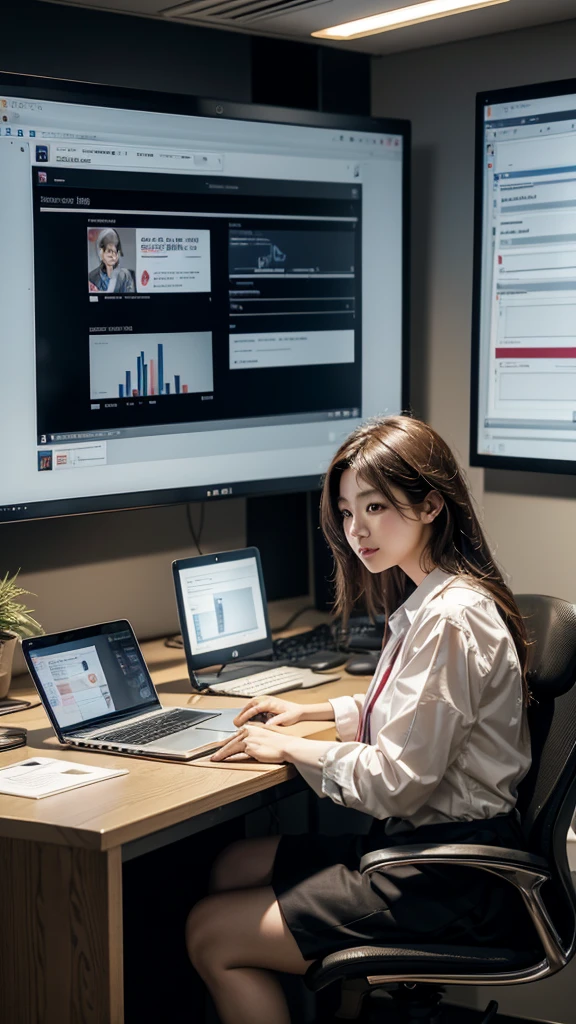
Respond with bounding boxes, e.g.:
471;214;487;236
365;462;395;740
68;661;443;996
117;341;187;398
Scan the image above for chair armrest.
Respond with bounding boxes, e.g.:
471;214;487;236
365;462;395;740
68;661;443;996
360;843;550;878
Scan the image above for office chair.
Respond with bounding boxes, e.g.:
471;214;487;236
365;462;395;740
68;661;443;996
306;595;576;1024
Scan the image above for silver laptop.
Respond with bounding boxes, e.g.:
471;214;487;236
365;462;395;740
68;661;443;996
22;620;239;761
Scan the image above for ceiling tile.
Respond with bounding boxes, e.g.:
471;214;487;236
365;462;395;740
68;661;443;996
37;0;576;54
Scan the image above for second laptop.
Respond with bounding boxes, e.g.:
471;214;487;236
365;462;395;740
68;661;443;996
173;547;340;697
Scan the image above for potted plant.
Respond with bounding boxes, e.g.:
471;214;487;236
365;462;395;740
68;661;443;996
0;571;43;699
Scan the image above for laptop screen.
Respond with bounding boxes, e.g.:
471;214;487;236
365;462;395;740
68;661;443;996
176;553;268;659
27;625;159;733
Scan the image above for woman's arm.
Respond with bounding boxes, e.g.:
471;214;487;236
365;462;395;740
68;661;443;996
233;697;335;728
300;702;335;722
211;725;336;764
284;736;338;766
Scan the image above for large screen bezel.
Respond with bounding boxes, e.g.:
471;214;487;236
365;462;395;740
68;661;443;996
470;76;576;476
0;71;411;522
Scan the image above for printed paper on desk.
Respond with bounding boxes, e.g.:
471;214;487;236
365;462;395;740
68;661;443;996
0;756;128;798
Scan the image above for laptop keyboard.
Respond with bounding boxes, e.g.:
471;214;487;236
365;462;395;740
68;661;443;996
93;708;218;745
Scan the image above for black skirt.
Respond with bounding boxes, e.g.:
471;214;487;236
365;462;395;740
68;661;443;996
271;814;533;961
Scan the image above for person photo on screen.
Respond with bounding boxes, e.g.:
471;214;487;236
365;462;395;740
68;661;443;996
184;414;533;1024
88;228;135;293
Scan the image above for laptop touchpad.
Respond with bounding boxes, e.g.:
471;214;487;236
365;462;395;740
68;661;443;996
160;725;236;751
192;725;237;738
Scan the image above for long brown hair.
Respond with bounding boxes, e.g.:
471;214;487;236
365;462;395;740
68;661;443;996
320;415;530;703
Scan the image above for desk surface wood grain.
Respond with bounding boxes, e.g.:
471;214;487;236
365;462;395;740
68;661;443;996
0;637;370;851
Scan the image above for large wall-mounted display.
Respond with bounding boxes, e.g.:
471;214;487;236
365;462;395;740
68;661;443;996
472;77;576;474
0;73;409;522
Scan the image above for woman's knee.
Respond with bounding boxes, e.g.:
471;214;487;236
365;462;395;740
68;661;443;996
186;895;224;972
210;835;281;893
186;887;308;978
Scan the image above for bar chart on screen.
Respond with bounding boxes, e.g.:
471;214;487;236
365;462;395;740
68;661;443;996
88;331;214;400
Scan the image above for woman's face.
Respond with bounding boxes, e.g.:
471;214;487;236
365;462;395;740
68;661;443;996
337;468;440;580
100;242;119;272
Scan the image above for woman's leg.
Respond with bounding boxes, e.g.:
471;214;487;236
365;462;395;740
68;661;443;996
209;835;281;893
186;885;313;1024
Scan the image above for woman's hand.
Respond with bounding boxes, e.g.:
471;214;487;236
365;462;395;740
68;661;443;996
211;722;297;764
233;696;305;728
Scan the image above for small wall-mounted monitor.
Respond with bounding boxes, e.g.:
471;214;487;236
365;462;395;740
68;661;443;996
472;77;576;474
0;73;410;522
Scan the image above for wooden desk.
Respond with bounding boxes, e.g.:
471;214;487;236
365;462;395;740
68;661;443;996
0;637;370;1024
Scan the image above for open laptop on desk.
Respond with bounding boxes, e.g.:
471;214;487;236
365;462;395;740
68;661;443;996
172;547;340;697
22;621;239;761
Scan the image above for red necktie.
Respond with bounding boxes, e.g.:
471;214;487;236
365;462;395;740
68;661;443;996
355;643;401;744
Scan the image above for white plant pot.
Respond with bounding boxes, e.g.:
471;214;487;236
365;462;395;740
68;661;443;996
0;634;18;699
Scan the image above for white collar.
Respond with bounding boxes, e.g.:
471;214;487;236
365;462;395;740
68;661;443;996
388;567;454;635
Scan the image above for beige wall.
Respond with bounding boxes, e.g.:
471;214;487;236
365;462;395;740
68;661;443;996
373;17;576;606
4;499;247;676
373;19;576;1021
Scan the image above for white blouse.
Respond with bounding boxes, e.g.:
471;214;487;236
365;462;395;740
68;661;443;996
296;568;531;831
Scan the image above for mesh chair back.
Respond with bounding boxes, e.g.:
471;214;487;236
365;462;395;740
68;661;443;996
515;595;576;947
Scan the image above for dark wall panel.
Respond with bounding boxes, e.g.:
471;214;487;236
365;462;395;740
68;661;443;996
0;1;251;101
320;47;370;116
251;36;371;116
251;36;319;110
246;492;309;601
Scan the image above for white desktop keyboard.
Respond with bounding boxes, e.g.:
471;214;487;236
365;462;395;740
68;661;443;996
207;665;337;697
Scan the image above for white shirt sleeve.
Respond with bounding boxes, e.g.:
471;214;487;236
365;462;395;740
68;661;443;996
328;694;366;741
319;610;487;819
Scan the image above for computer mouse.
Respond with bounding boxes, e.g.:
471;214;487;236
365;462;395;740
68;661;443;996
298;650;348;672
345;654;379;677
0;726;27;751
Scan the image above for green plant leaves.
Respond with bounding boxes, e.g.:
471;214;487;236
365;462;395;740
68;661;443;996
0;571;44;639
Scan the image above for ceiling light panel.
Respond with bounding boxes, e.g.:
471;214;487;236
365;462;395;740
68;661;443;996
312;0;510;40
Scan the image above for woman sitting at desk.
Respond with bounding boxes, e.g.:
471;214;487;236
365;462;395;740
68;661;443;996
185;415;532;1024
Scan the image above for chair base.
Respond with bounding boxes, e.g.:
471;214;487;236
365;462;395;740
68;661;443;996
334;982;445;1023
387;984;444;1023
328;984;559;1024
